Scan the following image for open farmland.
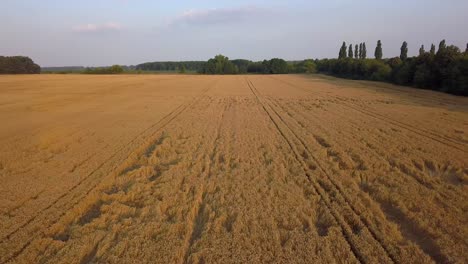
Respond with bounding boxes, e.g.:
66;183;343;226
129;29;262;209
0;74;467;263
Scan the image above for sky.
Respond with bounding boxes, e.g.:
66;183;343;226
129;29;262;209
1;0;467;67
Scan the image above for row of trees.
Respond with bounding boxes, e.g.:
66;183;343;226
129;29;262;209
199;55;317;74
319;40;468;95
83;65;124;74
339;42;368;59
136;61;205;72
0;56;40;74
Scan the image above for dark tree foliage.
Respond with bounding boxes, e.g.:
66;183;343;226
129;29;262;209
355;45;359;59
317;40;468;96
438;39;447;54
359;43;363;59
136;61;205;72
375;40;383;60
359;43;362;59
362;43;367;59
465;43;468;54
348;44;353;59
316;58;391;81
419;45;425;56
0;56;40;74
178;65;186;74
339;42;347;59
262;58;289;74
201;55;238;74
430;44;436;55
400;41;408;60
231;59;251;74
298;60;317;73
247;61;265;73
83;65;124;74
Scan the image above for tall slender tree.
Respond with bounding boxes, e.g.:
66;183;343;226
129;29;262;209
348;44;353;58
430;44;436;55
419;45;425;56
355;44;359;59
400;41;408;60
465;43;468;54
437;39;446;54
359;43;363;59
375;40;383;60
339;42;347;59
362;43;367;59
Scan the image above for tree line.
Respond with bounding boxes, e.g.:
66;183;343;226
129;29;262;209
83;65;124;74
199;55;317;74
3;40;467;95
317;40;468;95
136;61;205;72
0;56;40;74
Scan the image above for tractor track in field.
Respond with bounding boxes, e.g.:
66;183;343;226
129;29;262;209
246;77;398;264
182;103;227;264
269;76;467;153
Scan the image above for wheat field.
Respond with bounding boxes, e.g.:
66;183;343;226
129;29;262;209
0;74;467;263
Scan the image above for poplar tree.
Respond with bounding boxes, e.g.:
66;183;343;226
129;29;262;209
419;45;425;56
359;43;363;59
355;44;359;59
400;41;408;60
438;39;446;54
375;40;383;60
339;42;347;59
430;44;436;55
348;44;353;58
362;42;367;59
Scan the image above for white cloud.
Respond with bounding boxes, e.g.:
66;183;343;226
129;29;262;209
73;22;122;33
167;6;268;27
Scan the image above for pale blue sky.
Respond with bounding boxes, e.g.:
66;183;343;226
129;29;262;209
1;0;467;66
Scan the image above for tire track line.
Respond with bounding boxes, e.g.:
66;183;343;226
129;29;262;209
182;102;227;264
263;94;405;262
252;78;402;263
269;76;467;153
245;77;367;264
249;77;410;263
261;78;456;263
334;98;467;151
281;99;465;203
267;77;456;263
0;81;216;264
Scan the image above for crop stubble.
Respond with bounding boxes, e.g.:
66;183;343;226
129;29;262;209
0;74;466;263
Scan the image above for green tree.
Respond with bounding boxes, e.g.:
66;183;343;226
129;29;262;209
339;42;347;59
355;45;359;59
400;41;408;60
303;60;317;73
430;44;436;55
359;43;363;59
109;65;124;74
268;58;289;74
375;40;383;60
465;43;468;54
437;39;446;54
0;56;40;74
348;44;353;58
179;64;186;74
419;45;425;56
203;54;238;74
231;59;251;74
362;43;367;59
